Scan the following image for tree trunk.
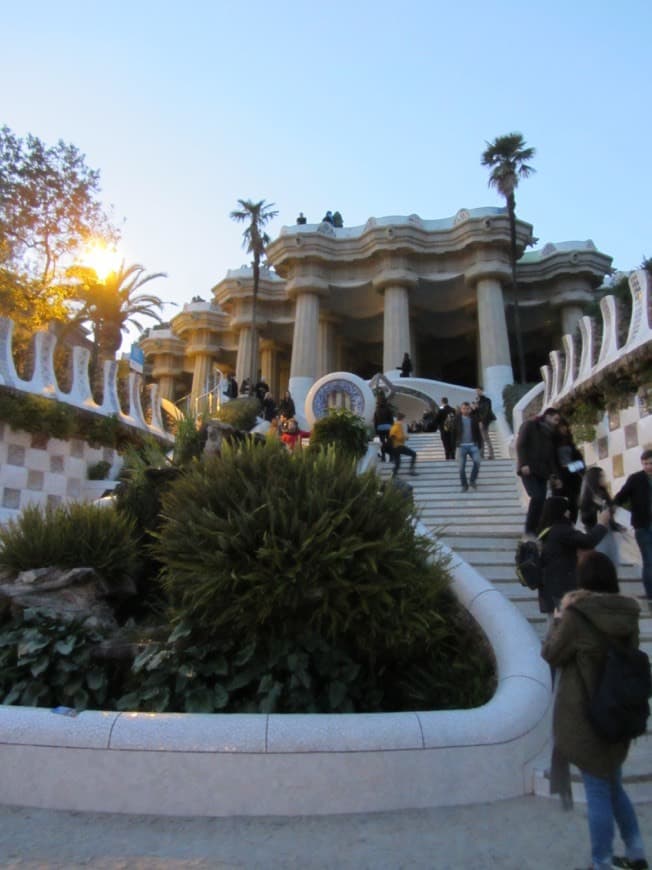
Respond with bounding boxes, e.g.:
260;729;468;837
508;192;527;384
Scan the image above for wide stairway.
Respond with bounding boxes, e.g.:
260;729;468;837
378;430;652;801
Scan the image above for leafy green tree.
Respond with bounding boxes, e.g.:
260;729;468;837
229;199;278;380
481;132;536;383
0;125;117;339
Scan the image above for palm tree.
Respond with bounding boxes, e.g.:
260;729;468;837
230;199;278;381
481;132;536;383
71;261;166;388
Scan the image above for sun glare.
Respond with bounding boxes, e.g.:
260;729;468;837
82;241;120;281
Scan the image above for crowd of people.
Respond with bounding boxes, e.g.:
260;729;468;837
515;404;651;870
375;387;496;490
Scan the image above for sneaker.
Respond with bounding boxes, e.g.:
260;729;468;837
470;482;477;490
461;485;468;492
409;469;418;476
612;858;649;869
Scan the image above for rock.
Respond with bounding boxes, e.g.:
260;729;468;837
0;566;119;631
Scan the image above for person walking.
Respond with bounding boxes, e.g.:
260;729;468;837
516;407;562;536
475;387;496;459
436;397;456;460
542;551;648;870
538;496;609;619
555;417;585;524
455;401;482;492
389;412;417;477
580;466;625;569
373;393;394;462
614;449;652;609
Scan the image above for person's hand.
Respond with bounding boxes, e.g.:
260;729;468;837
520;465;531;476
597;507;611;526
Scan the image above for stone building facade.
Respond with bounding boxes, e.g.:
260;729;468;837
140;207;611;413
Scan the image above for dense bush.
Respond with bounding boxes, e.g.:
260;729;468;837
0;502;138;587
0;608;113;709
172;413;203;465
155;441;448;659
215;396;260;431
309;408;370;459
87;459;112;480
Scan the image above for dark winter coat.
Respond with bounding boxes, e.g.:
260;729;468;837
476;395;496;425
374;404;393;428
580;485;616;531
541;589;641;778
278;396;296;419
516;417;559;480
454;413;482;448
615;469;652;529
435;404;456;432
539;522;607;614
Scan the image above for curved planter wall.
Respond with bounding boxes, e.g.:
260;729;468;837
0;526;551;817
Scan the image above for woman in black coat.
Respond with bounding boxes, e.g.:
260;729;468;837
554;417;585;523
278;391;295;419
538;496;610;615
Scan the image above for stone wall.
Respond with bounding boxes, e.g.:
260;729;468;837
0;423;121;525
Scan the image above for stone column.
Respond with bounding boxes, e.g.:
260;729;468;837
157;373;176;401
476;276;514;411
561;304;584;337
191;351;213;407
260;340;280;398
235;327;256;387
318;316;337;378
382;286;411;374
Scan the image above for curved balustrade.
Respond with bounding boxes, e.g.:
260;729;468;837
528;270;651;416
0;318;172;442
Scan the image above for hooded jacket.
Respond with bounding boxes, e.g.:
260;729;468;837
541;589;641;778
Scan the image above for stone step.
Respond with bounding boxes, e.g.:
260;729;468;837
403;441;652;796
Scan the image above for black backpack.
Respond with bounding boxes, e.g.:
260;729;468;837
515;529;549;590
569;605;651;743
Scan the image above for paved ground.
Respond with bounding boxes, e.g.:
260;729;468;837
0;795;650;869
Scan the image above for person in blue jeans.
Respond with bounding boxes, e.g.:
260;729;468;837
454;402;482;492
615;449;652;609
542;552;648;870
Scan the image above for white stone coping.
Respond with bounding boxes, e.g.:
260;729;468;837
0;523;551;816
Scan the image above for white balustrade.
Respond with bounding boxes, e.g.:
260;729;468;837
515;270;652;419
0;317;171;441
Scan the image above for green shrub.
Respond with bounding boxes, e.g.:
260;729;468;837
0;502;138;587
0;608;113;710
502;382;538;429
0;386;158;451
172;413;203;465
309;408;370;459
214;396;260;431
87;460;112;480
116;623;384;714
113;440;179;610
155;441;450;664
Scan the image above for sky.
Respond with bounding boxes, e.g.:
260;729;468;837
3;0;651;340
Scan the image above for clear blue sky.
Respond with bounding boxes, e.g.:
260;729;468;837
3;0;651;332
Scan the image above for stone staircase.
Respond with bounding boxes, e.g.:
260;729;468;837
377;430;652;801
